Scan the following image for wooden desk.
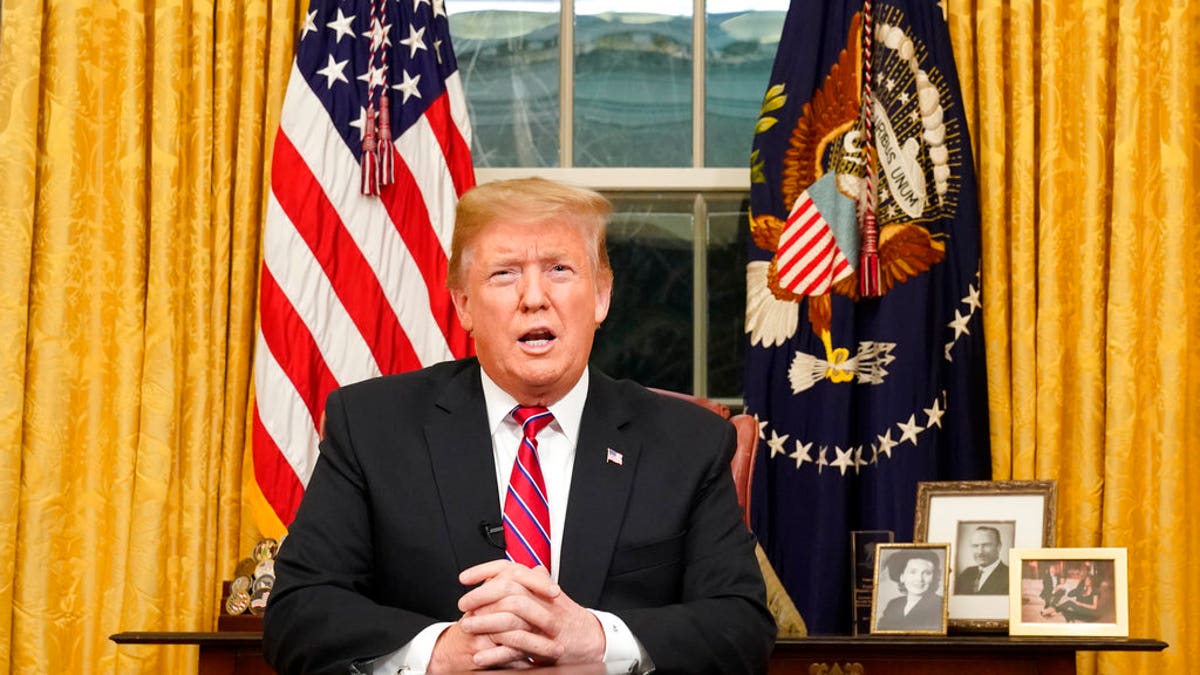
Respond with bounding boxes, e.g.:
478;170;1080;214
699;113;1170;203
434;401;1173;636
111;632;271;675
111;632;1167;675
770;635;1167;675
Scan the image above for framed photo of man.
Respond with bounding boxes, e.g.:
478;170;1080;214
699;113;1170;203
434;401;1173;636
913;480;1057;631
869;543;950;635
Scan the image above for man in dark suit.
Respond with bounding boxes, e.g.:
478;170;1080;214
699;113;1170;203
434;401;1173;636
263;177;775;674
953;525;1009;595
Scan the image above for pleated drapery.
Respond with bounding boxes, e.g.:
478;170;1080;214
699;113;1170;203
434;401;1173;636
1;0;1197;672
948;1;1199;672
0;1;303;671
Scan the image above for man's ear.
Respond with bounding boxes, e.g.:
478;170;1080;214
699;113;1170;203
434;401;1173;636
451;289;474;334
594;275;613;326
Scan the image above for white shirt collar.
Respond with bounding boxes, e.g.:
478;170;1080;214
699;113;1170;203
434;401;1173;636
479;366;589;444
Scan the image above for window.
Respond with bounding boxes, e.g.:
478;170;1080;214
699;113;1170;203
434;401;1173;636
448;1;787;400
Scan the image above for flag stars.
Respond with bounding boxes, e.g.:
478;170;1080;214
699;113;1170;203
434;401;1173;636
948;308;972;339
766;430;790;458
349;106;368;139
433;0;447;18
326;8;357;43
400;23;428;58
790;440;813;468
393;69;423;103
754;414;767;440
367;16;393;50
358;65;387;90
316;54;351;89
831;446;855;476
853;447;868;471
816;446;830;474
885;77;896;91
897;414;923;446
924;395;946;429
300;9;318;41
964;283;982;312
876;429;898;459
434;38;444;64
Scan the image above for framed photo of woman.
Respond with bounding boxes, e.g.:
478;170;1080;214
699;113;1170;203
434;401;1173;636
869;543;950;635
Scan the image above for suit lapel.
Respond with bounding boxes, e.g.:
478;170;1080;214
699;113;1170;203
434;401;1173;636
424;362;506;572
558;373;639;606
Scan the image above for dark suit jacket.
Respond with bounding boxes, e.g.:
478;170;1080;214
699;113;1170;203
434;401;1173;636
875;592;943;632
954;561;1009;595
263;359;775;674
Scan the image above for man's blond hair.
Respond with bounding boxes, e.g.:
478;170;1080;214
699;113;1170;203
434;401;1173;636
447;177;613;291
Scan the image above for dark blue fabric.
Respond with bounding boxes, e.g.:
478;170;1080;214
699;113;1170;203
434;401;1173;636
746;0;990;634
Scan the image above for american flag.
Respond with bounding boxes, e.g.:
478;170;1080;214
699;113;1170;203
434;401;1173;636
250;0;474;534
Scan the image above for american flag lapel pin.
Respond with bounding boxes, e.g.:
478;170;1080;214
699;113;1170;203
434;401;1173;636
606;448;624;466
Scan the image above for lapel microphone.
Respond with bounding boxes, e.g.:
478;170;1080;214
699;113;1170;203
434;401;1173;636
479;521;505;549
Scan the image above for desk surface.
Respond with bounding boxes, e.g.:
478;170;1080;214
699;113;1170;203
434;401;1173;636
774;635;1167;652
110;631;1168;654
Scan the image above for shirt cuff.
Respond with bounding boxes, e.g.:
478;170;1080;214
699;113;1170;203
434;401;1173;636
368;622;453;675
589;609;655;674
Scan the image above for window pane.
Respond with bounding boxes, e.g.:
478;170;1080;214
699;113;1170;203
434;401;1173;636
574;5;693;167
591;195;694;392
448;2;561;167
705;194;750;399
705;4;787;167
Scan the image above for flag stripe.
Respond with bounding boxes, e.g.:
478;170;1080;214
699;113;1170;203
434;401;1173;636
273;115;427;375
262;193;381;384
257;266;341;422
254;328;322;486
252;407;307;527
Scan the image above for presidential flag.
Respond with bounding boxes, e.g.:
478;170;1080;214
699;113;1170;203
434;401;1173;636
745;0;990;633
250;0;474;535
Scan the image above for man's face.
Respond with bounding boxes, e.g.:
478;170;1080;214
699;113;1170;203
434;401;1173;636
452;218;612;406
968;529;1001;566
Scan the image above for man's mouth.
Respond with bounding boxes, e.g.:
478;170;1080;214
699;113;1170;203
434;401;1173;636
520;329;556;348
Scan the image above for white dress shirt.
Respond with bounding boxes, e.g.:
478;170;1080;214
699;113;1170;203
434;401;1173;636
370;367;650;674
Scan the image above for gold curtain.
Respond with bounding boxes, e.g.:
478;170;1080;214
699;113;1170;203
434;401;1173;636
0;0;302;670
949;1;1200;673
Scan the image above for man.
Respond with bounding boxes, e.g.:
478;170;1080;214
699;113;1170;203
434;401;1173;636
953;525;1008;595
1039;562;1061;608
263;177;776;674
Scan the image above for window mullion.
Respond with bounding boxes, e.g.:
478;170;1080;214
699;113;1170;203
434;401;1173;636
693;0;705;168
560;0;575;167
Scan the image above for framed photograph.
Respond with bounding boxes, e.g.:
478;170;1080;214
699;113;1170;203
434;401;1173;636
869;543;949;635
913;480;1057;631
1008;547;1128;637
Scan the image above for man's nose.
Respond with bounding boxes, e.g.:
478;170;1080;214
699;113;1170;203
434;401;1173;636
519;271;550;310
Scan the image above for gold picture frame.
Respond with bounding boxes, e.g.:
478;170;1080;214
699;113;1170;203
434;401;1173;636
869;543;950;635
913;480;1057;632
1008;547;1129;637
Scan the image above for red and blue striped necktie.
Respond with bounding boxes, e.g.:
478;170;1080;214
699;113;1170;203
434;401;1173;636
503;406;554;571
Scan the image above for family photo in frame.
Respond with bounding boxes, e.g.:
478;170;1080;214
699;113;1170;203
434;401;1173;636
1008;547;1129;637
869;543;950;635
913;480;1057;631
